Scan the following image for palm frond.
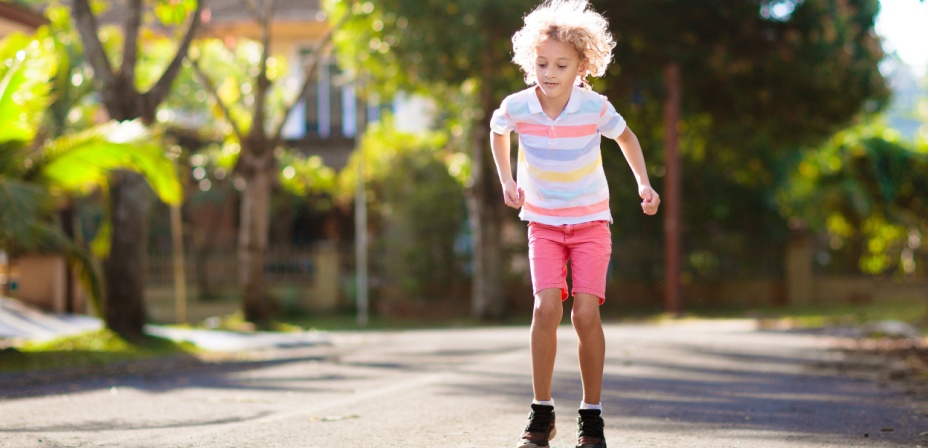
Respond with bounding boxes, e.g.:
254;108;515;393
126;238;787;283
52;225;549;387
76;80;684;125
0;143;26;175
68;242;104;318
37;120;183;204
0;177;49;247
0;33;58;144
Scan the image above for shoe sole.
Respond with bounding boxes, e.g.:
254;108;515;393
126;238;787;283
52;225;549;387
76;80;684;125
516;427;557;448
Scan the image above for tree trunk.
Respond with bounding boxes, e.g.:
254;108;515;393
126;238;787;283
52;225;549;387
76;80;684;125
71;0;201;338
468;84;508;320
238;153;274;325
103;171;152;339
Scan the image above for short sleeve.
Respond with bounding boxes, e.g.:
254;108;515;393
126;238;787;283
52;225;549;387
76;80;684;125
597;97;627;140
490;97;516;134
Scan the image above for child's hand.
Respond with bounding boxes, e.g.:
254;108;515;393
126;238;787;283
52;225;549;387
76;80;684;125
640;185;660;215
502;179;525;209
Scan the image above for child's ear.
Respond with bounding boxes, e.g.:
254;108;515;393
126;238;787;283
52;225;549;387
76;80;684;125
578;58;589;76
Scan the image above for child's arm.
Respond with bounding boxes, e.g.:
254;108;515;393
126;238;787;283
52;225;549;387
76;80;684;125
490;131;524;209
615;127;660;215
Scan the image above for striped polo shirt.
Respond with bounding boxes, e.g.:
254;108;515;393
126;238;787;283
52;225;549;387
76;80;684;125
490;85;627;226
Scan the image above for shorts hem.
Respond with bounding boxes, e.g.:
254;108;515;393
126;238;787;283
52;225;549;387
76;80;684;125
572;287;606;305
533;285;569;301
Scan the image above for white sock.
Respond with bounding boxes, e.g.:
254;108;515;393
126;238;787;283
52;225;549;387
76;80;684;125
533;399;555;407
580;401;602;411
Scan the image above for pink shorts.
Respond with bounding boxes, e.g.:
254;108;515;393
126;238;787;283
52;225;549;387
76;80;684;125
527;220;612;304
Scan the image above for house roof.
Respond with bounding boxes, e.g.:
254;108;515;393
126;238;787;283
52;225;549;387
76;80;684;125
206;0;324;24
201;0;328;41
61;0;324;25
56;0;327;42
0;1;48;34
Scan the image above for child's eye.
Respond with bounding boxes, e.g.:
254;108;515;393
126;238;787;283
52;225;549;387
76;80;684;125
538;63;547;68
557;65;567;69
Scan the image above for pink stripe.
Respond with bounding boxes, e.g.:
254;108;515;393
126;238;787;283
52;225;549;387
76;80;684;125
516;123;597;138
600;100;607;117
523;199;610;217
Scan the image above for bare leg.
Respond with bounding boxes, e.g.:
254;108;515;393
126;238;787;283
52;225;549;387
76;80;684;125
530;288;564;401
571;293;605;405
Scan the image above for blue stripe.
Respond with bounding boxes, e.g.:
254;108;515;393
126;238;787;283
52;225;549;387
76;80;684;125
599;116;623;134
532;179;606;201
577;97;604;114
522;138;599;161
508;100;532;116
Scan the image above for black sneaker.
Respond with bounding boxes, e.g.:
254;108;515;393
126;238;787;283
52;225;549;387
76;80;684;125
517;403;556;448
576;409;606;448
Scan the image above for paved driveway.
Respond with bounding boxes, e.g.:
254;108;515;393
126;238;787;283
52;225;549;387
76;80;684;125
1;320;926;447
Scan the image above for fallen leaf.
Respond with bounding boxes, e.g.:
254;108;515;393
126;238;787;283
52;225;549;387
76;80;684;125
310;414;360;422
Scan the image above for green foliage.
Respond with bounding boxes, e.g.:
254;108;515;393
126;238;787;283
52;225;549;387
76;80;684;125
38;121;182;204
328;0;530;99
0;31;183;313
278;151;336;198
603;0;888;154
152;0;198;27
0;328;198;373
596;0;890;280
0;33;58;143
778;121;928;275
337;120;467;300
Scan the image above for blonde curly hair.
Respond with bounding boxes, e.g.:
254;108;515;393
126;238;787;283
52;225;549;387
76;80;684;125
511;0;616;86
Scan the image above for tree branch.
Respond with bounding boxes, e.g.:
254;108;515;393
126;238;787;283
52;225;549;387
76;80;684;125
71;0;116;88
142;0;205;118
189;57;245;143
121;0;143;88
251;0;276;145
271;11;350;145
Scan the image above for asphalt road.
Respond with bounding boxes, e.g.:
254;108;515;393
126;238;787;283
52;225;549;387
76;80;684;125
1;320;926;447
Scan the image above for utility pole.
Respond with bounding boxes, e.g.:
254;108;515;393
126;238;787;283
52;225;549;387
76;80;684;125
355;151;369;326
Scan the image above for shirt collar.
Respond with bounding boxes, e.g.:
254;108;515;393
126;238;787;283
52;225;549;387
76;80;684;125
528;85;582;116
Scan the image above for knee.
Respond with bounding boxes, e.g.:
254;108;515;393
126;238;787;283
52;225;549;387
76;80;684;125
532;298;562;328
571;303;600;329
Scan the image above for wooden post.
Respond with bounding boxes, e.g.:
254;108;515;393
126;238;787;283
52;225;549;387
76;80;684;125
171;204;187;324
663;62;683;316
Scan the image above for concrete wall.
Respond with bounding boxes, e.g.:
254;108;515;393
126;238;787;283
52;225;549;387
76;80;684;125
12;255;65;313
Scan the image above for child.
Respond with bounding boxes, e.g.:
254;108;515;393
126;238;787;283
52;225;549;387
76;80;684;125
489;1;660;447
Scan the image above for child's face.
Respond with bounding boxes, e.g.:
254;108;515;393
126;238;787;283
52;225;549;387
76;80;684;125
534;38;587;98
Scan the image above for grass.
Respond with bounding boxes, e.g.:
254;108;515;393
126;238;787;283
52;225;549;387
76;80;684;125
674;299;928;332
180;311;306;333
287;313;533;332
3;298;925;375
0;329;199;374
279;298;928;334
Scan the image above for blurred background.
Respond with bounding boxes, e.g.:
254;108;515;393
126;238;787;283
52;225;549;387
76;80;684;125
1;0;926;338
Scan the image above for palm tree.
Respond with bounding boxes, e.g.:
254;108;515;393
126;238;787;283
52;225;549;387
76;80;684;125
0;30;182;323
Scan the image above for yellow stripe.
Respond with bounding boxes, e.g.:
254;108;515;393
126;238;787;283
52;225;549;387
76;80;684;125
520;151;602;183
